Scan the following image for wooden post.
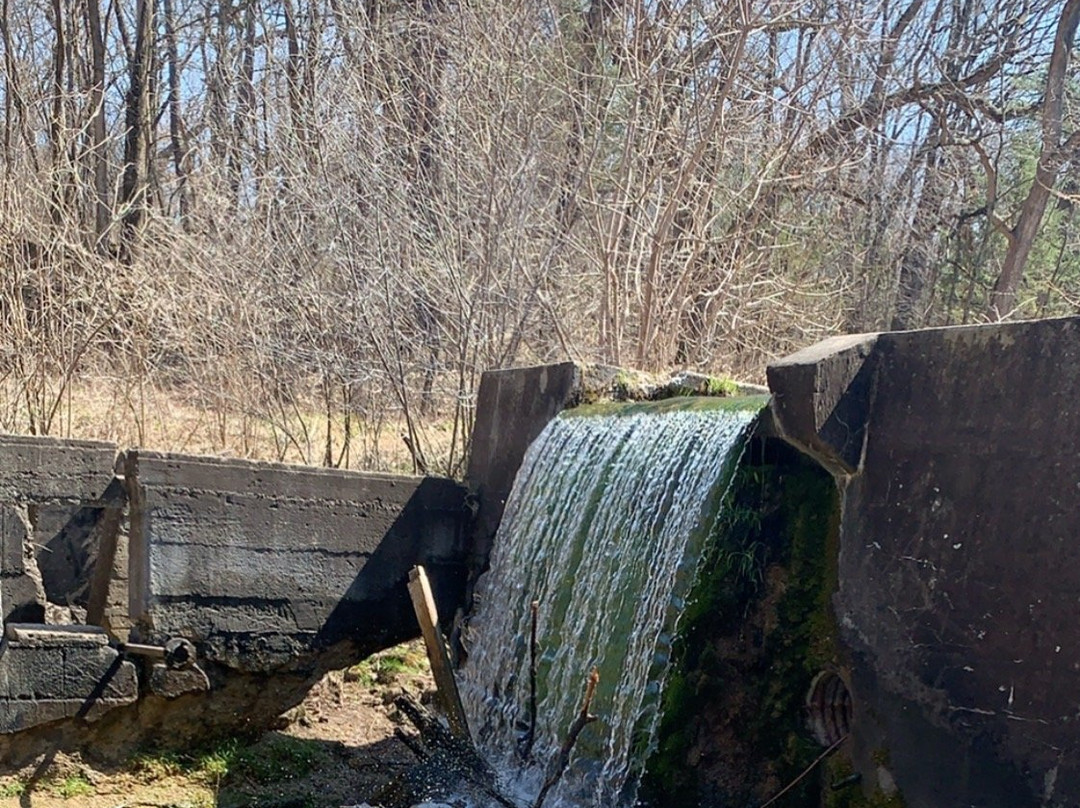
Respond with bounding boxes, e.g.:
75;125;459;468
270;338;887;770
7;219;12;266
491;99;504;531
408;565;470;740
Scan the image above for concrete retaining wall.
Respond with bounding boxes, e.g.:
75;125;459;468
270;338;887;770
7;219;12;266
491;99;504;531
467;362;582;572
768;316;1080;808
0;436;119;624
0;436;470;748
127;450;469;671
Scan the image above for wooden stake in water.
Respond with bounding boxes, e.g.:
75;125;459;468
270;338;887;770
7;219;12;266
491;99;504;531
408;565;470;740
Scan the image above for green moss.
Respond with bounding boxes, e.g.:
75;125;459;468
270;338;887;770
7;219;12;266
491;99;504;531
705;376;739;397
871;747;891;767
824;756;905;808
640;442;844;806
823;750;906;808
564;394;769;419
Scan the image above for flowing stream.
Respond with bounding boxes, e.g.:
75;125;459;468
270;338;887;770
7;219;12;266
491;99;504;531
458;400;762;808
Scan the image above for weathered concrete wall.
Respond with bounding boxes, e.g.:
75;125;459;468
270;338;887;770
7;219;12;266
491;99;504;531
0;436;119;624
768;316;1080;808
0;434;471;756
467;363;582;570
126;450;469;671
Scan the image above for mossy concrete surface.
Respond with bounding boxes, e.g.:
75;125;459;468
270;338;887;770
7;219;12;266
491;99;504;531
640;439;859;807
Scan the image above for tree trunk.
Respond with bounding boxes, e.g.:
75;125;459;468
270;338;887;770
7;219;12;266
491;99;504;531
48;0;66;224
163;0;190;225
119;0;156;259
989;0;1080;318
85;0;109;244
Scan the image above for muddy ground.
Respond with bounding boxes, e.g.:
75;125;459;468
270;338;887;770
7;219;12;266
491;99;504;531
0;644;433;808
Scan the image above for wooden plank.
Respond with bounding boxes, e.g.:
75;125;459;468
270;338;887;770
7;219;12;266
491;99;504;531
407;565;470;740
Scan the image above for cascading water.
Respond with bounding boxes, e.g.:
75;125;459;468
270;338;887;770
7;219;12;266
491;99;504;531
458;400;763;808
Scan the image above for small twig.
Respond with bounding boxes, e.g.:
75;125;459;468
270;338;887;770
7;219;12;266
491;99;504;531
520;599;540;761
531;668;600;808
757;733;848;808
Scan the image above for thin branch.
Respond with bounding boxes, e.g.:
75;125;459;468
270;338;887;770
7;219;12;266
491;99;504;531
532;668;600;808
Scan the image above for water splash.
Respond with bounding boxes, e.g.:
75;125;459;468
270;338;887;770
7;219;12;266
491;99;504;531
459;402;761;807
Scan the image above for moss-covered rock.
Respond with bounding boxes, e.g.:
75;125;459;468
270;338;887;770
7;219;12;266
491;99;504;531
576;364;757;405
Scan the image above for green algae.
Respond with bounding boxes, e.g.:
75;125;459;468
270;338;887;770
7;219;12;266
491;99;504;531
564;393;770;419
638;440;843;807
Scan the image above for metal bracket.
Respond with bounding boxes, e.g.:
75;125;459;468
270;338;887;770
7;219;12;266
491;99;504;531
119;637;197;670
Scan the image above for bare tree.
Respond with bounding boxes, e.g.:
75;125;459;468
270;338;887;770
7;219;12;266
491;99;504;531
990;0;1080;319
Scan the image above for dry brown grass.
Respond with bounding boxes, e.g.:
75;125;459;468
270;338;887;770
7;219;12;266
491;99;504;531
0;378;458;476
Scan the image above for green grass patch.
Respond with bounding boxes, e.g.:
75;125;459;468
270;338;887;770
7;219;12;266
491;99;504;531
346;641;429;687
0;779;26;799
128;732;334;791
229;736;330;784
51;775;94;799
195;738;242;783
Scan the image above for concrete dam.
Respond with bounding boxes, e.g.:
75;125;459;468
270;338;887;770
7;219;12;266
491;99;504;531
2;316;1080;808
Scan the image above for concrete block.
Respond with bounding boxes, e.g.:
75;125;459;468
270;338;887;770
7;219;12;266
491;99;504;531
5;623;109;646
0;642;66;699
148;663;210;699
127;451;468;671
0;435;119;504
0;626;137;733
768;316;1080;807
766;332;878;474
466;363;582;569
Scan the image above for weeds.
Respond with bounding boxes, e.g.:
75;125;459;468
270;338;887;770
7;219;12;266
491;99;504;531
130;749;188;779
345;642;429;687
0;779;26;798
52;775;94;799
705;377;739;397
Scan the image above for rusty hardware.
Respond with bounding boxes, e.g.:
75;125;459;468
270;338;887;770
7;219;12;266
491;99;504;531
119;637;196;670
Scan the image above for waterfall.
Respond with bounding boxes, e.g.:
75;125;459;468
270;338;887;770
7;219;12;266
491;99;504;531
458;400;762;808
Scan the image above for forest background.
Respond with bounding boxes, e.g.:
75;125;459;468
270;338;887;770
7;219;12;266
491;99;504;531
1;0;1077;474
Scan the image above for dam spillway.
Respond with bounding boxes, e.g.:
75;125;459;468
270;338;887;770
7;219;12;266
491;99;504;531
458;400;763;807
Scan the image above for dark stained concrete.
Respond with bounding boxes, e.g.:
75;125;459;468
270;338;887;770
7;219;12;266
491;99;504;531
0;437;119;624
0;624;137;733
768;316;1080;808
0;436;471;746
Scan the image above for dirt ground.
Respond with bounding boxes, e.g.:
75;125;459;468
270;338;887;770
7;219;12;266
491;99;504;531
0;645;435;808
